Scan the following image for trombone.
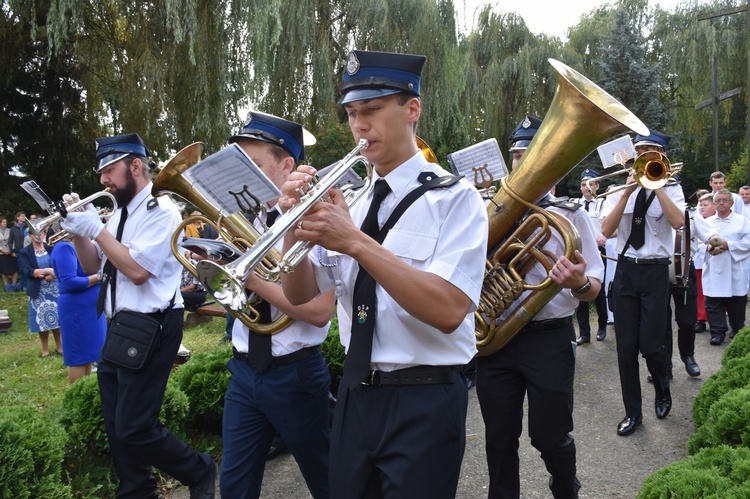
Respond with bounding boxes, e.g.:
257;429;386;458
587;151;682;198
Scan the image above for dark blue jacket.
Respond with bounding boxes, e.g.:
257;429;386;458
18;243;53;298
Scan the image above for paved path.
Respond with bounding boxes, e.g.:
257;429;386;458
171;311;736;498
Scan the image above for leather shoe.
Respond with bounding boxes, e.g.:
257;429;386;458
710;335;724;345
596;327;607;341
190;459;217;499
617;415;642;436
682;355;701;377
266;436;289;461
655;389;672;419
694;321;707;333
575;336;590;345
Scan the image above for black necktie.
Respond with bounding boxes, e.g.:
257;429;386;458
247;208;279;372
584;200;591;211
630;188;647;250
96;207;128;317
343;179;391;389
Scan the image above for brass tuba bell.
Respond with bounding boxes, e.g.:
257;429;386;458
476;59;649;356
152;142;293;335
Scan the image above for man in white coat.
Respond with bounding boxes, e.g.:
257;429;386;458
696;188;750;345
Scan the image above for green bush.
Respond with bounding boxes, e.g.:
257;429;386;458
321;317;344;397
692;357;750;429
0;406;72;498
172;345;232;434
688;387;750;454
638;446;750;498
722;326;750;367
58;372;190;455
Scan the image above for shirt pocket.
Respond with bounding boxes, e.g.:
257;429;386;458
382;228;438;266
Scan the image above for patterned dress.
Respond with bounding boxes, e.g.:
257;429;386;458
27;250;59;333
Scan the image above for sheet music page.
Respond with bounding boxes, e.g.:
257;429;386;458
597;136;636;169
447;138;508;186
182;144;281;216
21;180;57;214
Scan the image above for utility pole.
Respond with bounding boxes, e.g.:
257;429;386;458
697;2;749;180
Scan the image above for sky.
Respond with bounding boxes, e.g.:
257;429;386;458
456;0;700;39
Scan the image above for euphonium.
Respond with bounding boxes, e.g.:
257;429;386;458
476;58;649;356
152;142;293;335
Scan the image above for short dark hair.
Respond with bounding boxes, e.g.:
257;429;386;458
709;171;726;180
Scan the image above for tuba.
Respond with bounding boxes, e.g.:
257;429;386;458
476;59;649;356
152;142;293;335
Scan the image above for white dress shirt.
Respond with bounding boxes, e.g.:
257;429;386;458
96;182;185;317
603;184;685;259
312;151;488;371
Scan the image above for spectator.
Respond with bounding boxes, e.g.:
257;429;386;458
0;216;20;291
51;235;106;383
9;211;26;291
18;231;62;357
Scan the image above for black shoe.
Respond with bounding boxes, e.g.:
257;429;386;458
710;335;724;345
682;355;701;377
729;329;736;339
694;321;707;333
596;327;607;341
617;415;642;436
655;389;672;419
575;336;591;345
220;335;232;343
647;371;673;383
266;437;289;461
190;459;217;499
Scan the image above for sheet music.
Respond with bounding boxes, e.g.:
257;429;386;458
447;139;508;186
597;136;636;169
21;180;57;214
182;144;280;216
314;160;363;189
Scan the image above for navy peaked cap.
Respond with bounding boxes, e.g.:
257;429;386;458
338;50;426;105
633;129;670;151
95;133;150;172
229;111;306;162
508;115;542;151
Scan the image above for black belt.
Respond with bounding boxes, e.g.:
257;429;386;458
359;365;460;386
232;345;318;369
523;316;572;333
619;256;670;265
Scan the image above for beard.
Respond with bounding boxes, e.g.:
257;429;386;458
114;166;138;207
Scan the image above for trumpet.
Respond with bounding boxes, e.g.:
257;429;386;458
587;151;682;198
26;189;117;238
196;139;372;311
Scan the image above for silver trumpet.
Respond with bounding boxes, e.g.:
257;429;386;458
196;139;372;311
25;188;117;237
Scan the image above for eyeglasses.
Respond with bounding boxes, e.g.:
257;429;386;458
714;198;733;203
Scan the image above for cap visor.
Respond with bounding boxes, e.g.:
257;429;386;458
634;140;663;149
338;87;401;105
96;153;129;172
509;140;532;152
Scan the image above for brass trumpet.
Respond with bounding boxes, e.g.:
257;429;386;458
25;189;117;238
586;151;682;198
196;139;372;311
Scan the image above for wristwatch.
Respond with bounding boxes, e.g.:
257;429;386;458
573;278;591;295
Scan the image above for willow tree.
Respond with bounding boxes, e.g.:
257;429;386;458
459;5;562;157
651;0;747;189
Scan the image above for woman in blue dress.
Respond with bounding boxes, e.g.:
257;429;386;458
51;236;106;383
18;232;62;357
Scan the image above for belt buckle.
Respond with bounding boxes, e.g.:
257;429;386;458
634;257;640;264
362;371;377;386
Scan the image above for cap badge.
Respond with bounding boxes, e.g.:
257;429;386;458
346;51;360;76
522;116;532;129
243;113;253;127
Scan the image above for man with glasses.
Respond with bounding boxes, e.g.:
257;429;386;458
696;189;750;345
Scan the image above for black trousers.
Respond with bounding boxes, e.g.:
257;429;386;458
477;321;578;499
612;260;670;419
98;308;212;499
665;262;698;364
705;295;747;340
576;247;608;337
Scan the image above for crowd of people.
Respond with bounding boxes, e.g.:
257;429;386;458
2;48;749;499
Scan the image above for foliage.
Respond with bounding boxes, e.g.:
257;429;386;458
0;405;72;498
688;387;750;454
171;345;232;435
59;374;107;454
321;316;344;396
692;357;750;430
638;446;750;498
721;325;750;367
